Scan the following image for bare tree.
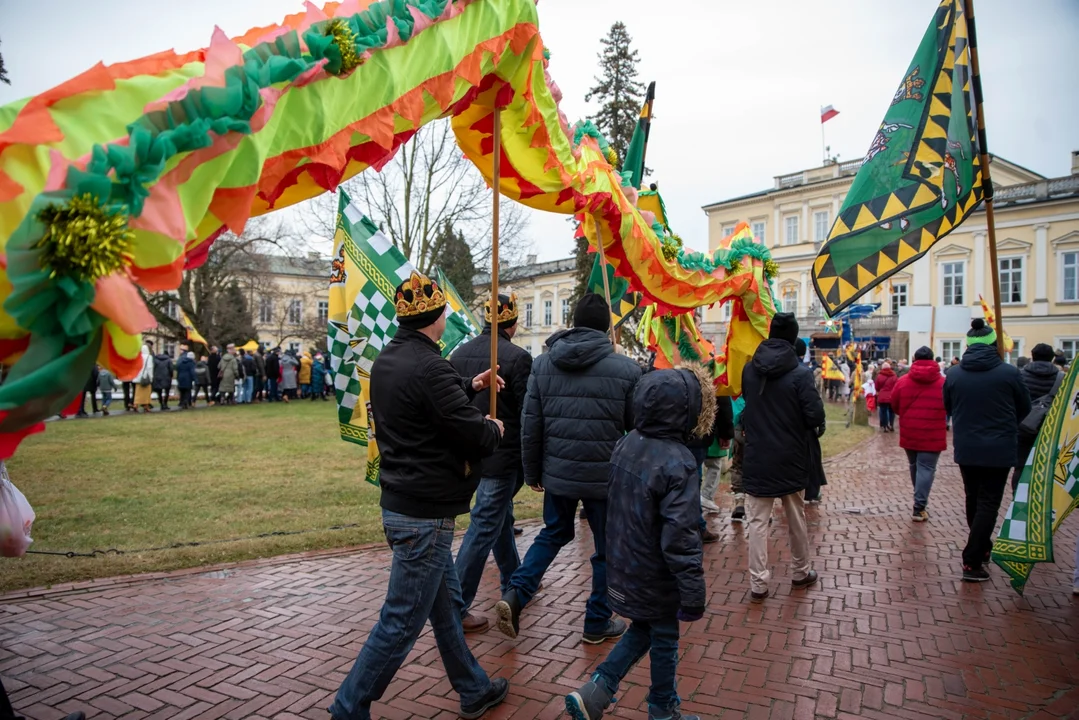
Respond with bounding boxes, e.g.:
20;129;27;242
300;119;531;273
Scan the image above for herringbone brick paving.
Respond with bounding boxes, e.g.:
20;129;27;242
2;434;1078;719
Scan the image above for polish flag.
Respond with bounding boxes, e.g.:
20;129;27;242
820;105;840;123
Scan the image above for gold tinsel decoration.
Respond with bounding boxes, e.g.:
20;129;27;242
326;19;362;74
763;259;780;279
728;259;743;274
35;194;134;283
604;146;618;166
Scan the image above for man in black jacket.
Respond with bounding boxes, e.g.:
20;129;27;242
944;319;1031;582
741;313;825;602
493;293;641;644
330;271;509;720
264;348;281;402
207;346;221;405
450;293;533;634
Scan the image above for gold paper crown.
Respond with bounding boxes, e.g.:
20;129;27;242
395;271;446;318
485;292;519;324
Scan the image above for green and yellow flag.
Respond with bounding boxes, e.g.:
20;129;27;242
813;0;984;315
622;81;655;190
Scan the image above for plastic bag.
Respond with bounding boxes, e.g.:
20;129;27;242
0;462;35;557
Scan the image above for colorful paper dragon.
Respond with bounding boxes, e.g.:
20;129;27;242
0;0;776;457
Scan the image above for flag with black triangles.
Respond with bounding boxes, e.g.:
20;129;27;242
812;0;984;315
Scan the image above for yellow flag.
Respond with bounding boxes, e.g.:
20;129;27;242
180;310;208;346
978;294;1014;353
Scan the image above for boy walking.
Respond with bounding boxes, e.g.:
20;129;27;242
566;367;709;720
97;365;115;416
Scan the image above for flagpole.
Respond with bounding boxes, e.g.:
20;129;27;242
821;114;827;165
597;241;619;350
966;0;1005;359
489;108;501;417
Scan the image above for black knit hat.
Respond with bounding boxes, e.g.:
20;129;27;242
768;312;799;345
794;338;807;358
573;293;611;332
1031;343;1055;362
914;346;934;361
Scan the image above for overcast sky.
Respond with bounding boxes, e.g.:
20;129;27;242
2;0;1076;261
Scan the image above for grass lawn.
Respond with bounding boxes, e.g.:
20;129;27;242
1;394;872;592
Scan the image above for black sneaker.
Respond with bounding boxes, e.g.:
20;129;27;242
494;589;522;639
565;675;613;720
63;714;87;720
730;505;746;523
582;618;627;645
792;570;819;589
750;588;770;603
460;677;509;719
962;565;990;582
701;527;719;544
649;710;700;720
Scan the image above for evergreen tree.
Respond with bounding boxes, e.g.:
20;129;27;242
212;281;258;347
432;220;477;306
0;39;10;86
569;233;592;310
584;22;644;165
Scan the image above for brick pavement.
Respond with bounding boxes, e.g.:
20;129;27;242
2;434;1078;720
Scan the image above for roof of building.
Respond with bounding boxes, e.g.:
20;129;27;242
701;154;1048;211
243;252;328;278
472;256;576;286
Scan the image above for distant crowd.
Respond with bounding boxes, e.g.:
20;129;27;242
71;342;332;417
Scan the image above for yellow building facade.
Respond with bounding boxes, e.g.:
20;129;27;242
472;255;577;357
702;153;1079;363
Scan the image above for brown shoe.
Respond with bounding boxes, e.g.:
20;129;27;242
462;612;489;634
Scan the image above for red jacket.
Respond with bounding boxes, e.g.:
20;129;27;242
890;359;946;452
875;367;898;404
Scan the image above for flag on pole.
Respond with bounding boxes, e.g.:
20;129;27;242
978;293;1014;353
820;105;840;123
992;359;1079;594
821;354;844;382
622;81;655;190
327;190;476;485
589;258;640;330
812;0;984;315
436;268;481;355
180;310;207;346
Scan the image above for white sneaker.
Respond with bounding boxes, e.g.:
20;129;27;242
700;496;720;514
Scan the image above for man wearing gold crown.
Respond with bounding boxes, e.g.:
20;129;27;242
330;271;509;720
449;292;534;633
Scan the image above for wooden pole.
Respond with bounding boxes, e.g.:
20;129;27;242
489;108;501;417
966;0;1005;359
597;242;619;350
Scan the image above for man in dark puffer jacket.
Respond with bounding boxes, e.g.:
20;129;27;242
450;293;533;633
1012;343;1063;493
944;319;1031;583
494;293;641;644
741;313;825;602
565;366;709;720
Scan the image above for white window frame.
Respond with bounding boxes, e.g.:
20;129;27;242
165;340;177;358
288;299;303;325
1061;250;1079;302
940;340;963;364
751;221;766;245
561;297;570;325
524;302;533;328
258;296;273;324
813;210;830;243
721;302;733;321
1005;338;1024;366
721;225;736;239
288;341;301;353
998;256;1024;305
166;300;180;321
317;300;329;324
782;287;798;314
1057;338;1079;363
941;261;965;306
891;283;908;315
784;215;800;246
543;299;552;326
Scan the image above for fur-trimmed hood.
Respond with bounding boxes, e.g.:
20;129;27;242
632;364;716;442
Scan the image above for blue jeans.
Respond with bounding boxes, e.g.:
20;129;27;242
242;376;254;403
507;492;611;633
330;511;491;720
904;450;940;511
594;618;681;715
455;476;522;614
267;377;279;401
878;403;895;429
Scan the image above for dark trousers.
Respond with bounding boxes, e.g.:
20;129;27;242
179;388;192;408
1;677;15;720
267;377;279;401
196;384;211;404
958;464;1010;568
122;381;134;410
80;389;98;414
210;380;220;402
690;446;708;533
594;618;681;715
155;388;169;409
878;403;895;429
507;492;611;633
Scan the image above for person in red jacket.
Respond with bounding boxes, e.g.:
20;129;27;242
874;362;898;432
890;347;947;521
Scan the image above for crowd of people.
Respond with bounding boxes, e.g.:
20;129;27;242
71;342;332;417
